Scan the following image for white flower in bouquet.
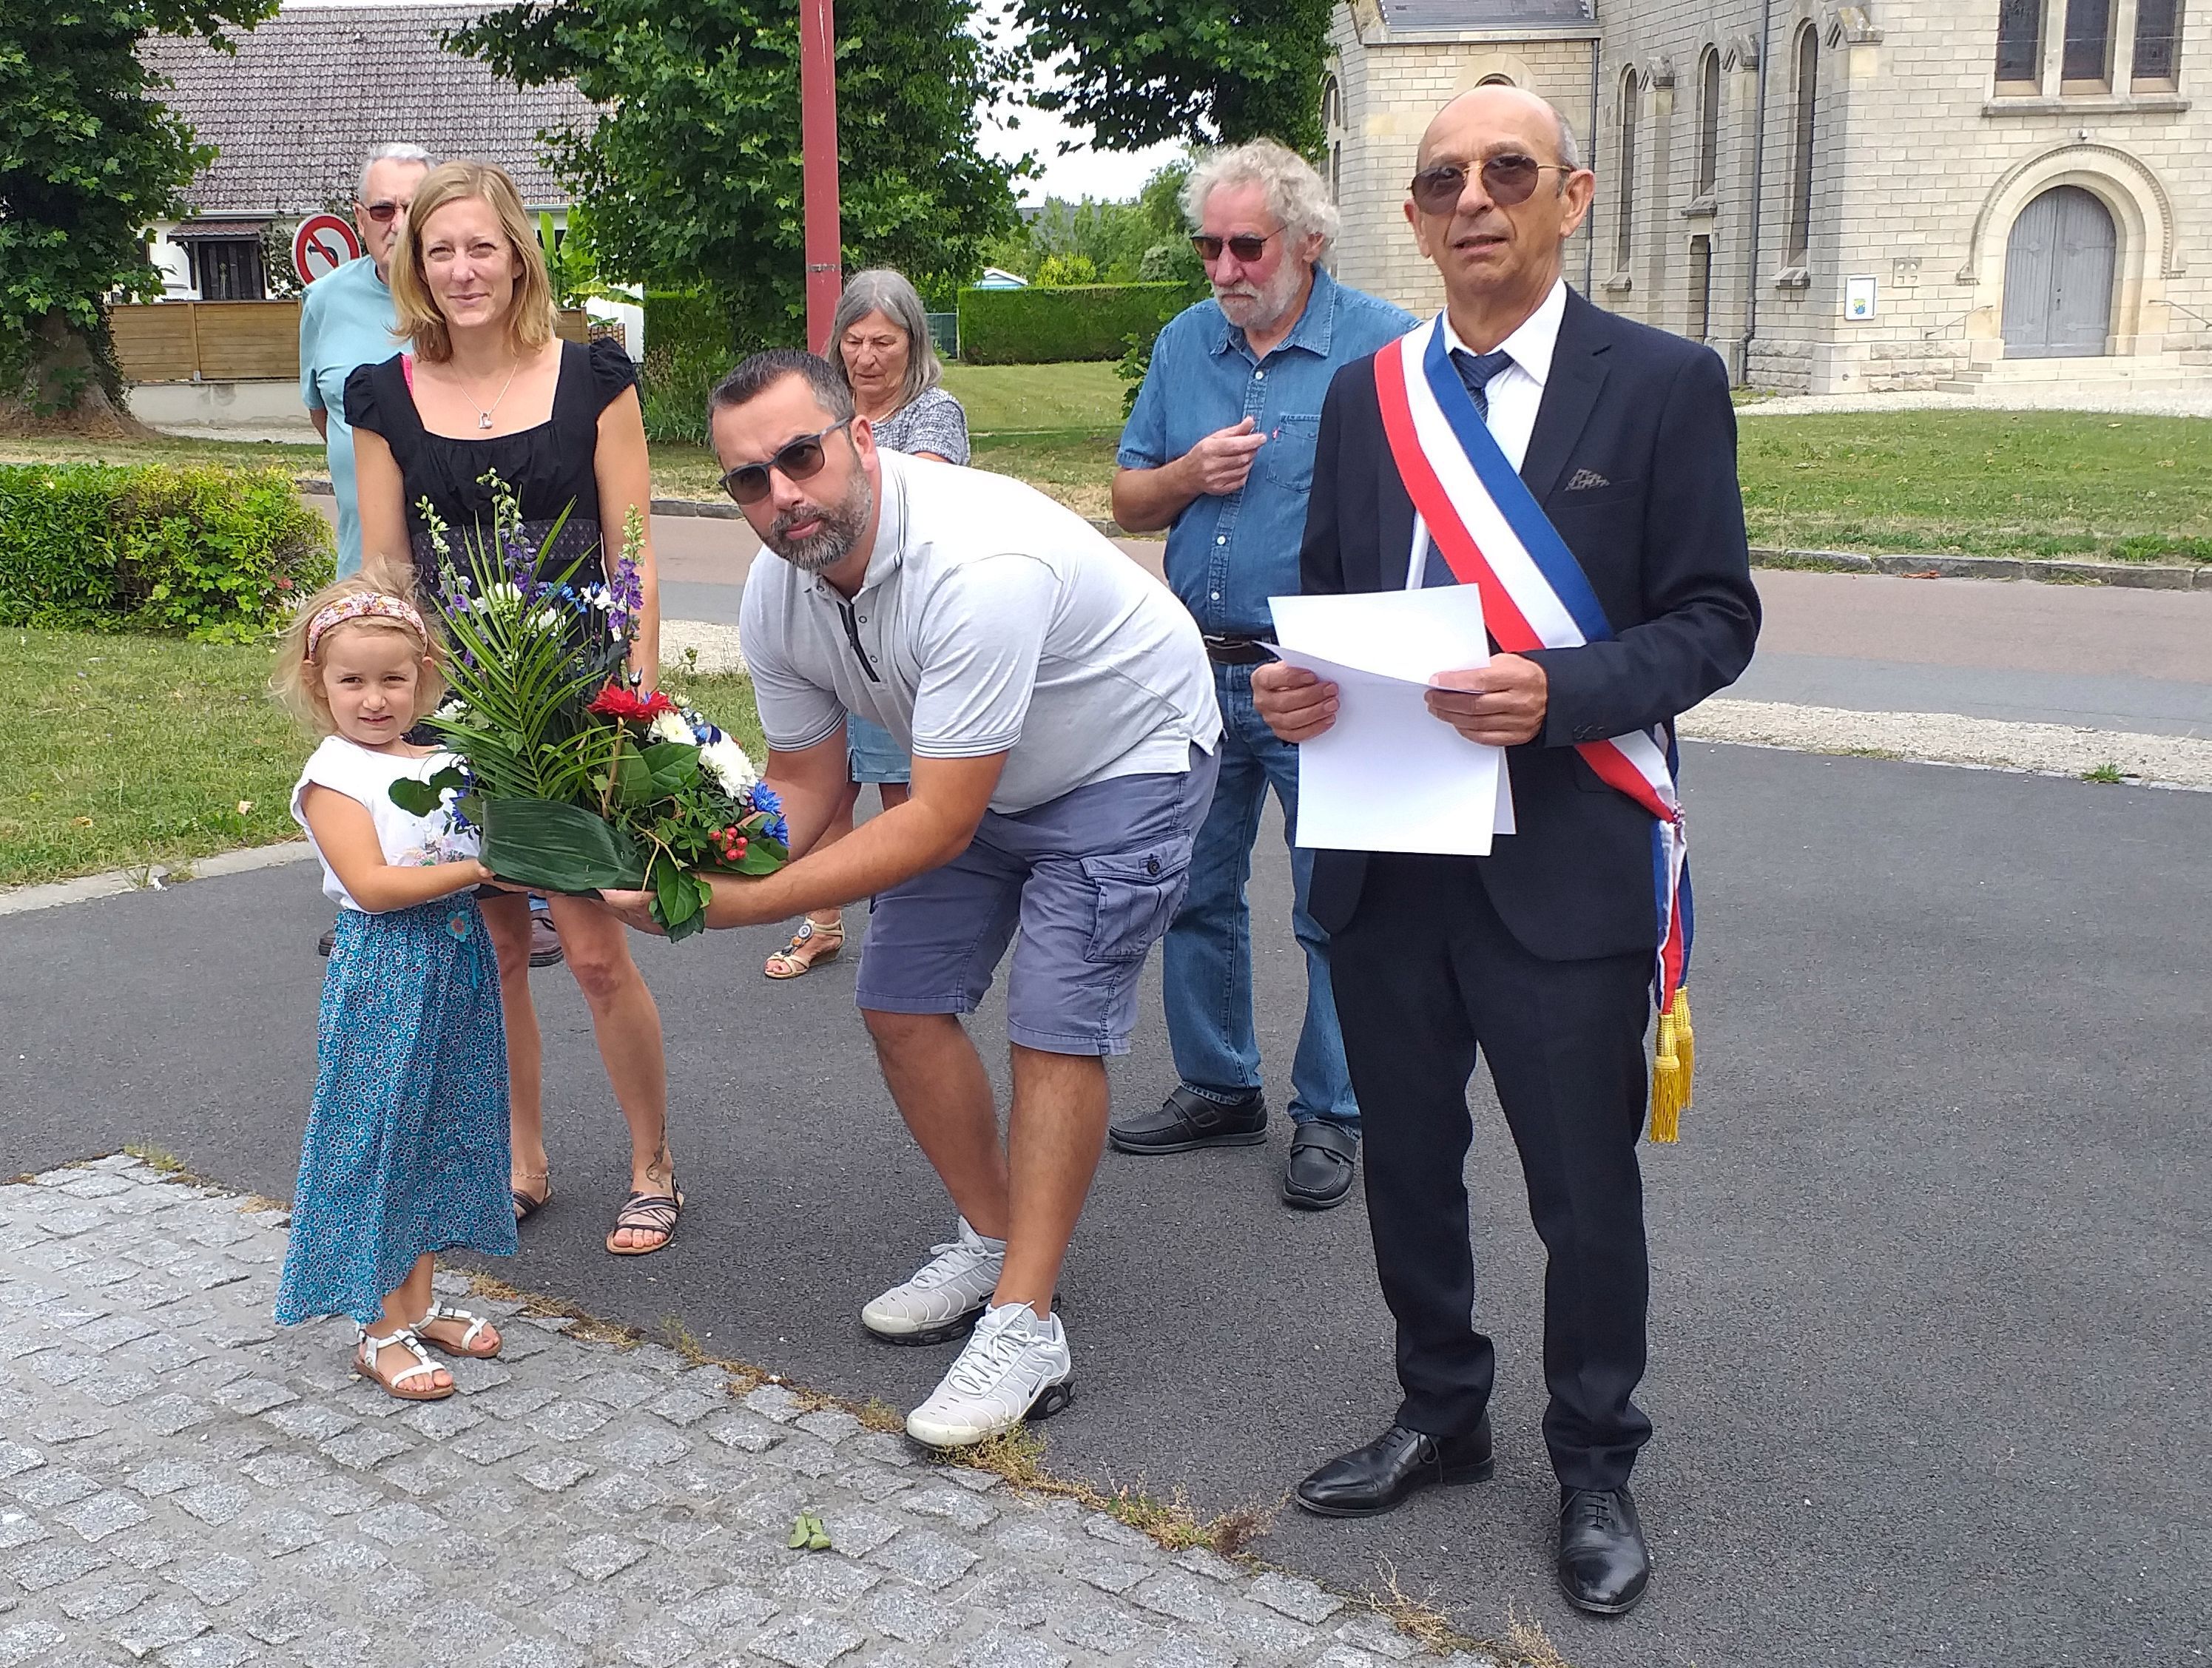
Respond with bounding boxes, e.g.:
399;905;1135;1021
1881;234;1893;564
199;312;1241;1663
698;737;758;795
648;709;694;747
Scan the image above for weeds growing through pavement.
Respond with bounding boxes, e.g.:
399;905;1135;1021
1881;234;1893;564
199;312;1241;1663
1500;1601;1577;1668
2082;762;2129;783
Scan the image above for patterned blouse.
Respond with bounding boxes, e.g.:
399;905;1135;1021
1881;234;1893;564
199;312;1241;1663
868;385;970;465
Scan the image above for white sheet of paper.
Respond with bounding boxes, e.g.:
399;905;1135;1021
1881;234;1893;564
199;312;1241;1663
1267;587;1513;857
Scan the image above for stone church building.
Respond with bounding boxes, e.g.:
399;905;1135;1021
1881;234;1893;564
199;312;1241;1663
1324;0;2209;391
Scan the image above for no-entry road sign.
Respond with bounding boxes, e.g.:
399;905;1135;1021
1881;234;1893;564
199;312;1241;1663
293;215;362;285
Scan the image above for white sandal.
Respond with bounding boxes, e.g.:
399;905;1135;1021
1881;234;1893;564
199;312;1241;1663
415;1302;502;1360
353;1325;453;1402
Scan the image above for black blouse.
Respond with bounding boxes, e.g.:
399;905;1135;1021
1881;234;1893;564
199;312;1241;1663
345;336;638;592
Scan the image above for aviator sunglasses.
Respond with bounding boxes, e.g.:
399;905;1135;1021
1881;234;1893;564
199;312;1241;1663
1189;229;1283;264
1409;152;1574;215
356;198;411;224
719;417;856;505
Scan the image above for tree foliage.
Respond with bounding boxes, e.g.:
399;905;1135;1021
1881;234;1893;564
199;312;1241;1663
451;0;1024;348
979;158;1199;284
0;0;274;429
1011;0;1333;155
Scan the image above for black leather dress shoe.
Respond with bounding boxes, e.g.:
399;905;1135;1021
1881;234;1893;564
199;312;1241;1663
1109;1085;1267;1154
1557;1486;1650;1615
1295;1417;1493;1518
1282;1121;1358;1209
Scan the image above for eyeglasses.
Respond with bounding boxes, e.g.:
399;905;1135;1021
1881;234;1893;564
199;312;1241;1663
1190;229;1282;264
718;417;855;505
1409;154;1574;215
357;199;411;224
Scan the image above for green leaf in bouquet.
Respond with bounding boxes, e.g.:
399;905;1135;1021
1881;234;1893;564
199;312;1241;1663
725;837;787;877
650;855;715;944
388;764;468;818
481;797;647;893
640;740;702;793
610;746;658;809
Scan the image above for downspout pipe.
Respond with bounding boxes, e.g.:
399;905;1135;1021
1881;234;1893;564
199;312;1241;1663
1741;0;1773;385
1586;27;1600;294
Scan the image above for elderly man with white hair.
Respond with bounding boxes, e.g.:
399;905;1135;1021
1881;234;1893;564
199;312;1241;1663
1110;139;1414;1212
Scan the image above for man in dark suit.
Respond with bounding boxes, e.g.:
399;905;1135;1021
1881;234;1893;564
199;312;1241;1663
1252;86;1761;1616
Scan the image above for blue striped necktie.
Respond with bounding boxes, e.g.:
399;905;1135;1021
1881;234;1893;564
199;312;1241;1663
1423;348;1519;586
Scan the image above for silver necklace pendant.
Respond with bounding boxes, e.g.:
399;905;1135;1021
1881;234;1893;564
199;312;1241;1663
477;412;494;430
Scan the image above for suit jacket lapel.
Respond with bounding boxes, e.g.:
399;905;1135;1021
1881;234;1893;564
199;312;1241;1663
1520;288;1610;506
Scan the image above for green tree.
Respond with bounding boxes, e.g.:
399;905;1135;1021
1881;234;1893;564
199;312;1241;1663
1014;0;1332;155
0;0;274;433
450;0;1023;348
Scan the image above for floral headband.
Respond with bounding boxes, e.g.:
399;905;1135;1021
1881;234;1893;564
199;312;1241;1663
306;593;428;656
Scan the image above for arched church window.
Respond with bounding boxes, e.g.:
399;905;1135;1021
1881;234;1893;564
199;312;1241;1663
2134;0;2183;86
1696;47;1722;197
1785;24;1818;263
1995;0;2043;87
1615;71;1640;272
2064;0;2116;87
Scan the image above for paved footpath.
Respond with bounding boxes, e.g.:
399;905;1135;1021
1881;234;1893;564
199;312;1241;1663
0;1157;1480;1668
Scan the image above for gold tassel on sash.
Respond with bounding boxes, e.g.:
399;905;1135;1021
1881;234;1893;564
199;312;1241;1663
1648;988;1693;1144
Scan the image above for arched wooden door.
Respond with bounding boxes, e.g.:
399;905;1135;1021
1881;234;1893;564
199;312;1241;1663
2002;186;2117;357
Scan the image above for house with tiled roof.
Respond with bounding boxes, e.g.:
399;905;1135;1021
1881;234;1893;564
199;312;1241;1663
140;0;593;300
1324;0;2211;392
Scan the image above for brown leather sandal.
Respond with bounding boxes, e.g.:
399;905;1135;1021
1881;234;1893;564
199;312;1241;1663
764;916;843;979
605;1173;684;1257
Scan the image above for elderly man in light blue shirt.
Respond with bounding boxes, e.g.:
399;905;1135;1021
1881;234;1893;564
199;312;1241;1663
1111;139;1415;1212
299;143;431;578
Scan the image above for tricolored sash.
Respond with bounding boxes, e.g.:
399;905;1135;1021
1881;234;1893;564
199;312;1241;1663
1373;315;1695;1138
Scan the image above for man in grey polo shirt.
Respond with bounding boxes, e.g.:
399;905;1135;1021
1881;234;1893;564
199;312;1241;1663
616;348;1219;1448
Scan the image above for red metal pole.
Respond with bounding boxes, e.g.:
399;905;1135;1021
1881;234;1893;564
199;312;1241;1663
799;0;843;352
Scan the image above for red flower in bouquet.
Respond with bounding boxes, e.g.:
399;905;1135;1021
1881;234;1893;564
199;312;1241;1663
588;685;678;723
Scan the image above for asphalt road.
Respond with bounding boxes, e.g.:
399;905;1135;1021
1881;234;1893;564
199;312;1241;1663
3;743;2205;1666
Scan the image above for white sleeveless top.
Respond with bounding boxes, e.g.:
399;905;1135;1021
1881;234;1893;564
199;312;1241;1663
290;736;479;911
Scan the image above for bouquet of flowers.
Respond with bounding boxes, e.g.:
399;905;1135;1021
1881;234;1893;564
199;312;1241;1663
389;476;786;941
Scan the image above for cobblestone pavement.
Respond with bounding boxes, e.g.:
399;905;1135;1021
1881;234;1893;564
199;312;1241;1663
0;1158;1488;1668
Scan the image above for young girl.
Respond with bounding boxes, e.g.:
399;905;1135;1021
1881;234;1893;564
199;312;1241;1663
271;578;517;1402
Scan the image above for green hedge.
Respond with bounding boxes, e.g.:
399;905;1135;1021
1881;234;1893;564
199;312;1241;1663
0;464;333;641
641;289;741;447
957;282;1206;365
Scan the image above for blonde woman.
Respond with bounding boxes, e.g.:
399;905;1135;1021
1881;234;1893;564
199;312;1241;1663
348;160;681;1257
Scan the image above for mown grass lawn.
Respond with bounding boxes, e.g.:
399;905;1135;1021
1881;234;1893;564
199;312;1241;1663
0;627;763;891
1738;410;2212;563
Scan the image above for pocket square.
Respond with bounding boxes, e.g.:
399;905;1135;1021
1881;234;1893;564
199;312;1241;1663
1565;468;1611;491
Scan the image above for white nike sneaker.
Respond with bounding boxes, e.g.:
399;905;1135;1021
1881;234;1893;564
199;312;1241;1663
860;1218;1005;1345
904;1302;1074;1449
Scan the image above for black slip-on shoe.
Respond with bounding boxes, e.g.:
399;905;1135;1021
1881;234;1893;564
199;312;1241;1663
1295;1417;1494;1517
1109;1084;1267;1154
1282;1121;1359;1209
1557;1485;1650;1615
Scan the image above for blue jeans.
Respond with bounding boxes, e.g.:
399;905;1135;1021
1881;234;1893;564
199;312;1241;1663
1161;662;1358;1127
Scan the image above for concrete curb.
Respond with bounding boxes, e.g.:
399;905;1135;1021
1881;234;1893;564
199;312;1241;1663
0;840;313;919
1747;546;2212;589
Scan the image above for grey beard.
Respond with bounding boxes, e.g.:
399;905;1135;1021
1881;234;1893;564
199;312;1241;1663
1215;264;1304;333
767;476;872;573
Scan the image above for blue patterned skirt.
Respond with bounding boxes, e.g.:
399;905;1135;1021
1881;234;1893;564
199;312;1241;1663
275;897;517;1326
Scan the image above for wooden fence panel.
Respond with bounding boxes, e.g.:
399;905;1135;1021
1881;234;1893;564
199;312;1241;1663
109;305;202;383
192;301;302;379
112;303;595;382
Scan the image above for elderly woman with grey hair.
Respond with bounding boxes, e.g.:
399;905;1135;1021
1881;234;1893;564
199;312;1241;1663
762;268;971;979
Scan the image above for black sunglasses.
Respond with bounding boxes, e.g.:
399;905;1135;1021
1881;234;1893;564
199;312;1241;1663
719;417;856;505
356;199;409;224
1190;229;1283;264
1409;154;1574;214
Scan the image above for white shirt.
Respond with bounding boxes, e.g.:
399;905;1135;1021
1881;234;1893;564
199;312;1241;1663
741;450;1221;815
1438;276;1567;473
290;736;478;911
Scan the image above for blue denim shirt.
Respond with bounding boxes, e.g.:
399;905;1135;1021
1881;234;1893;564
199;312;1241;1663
1118;268;1417;638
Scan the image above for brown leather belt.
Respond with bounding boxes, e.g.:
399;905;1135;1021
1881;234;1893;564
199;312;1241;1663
1202;634;1277;666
